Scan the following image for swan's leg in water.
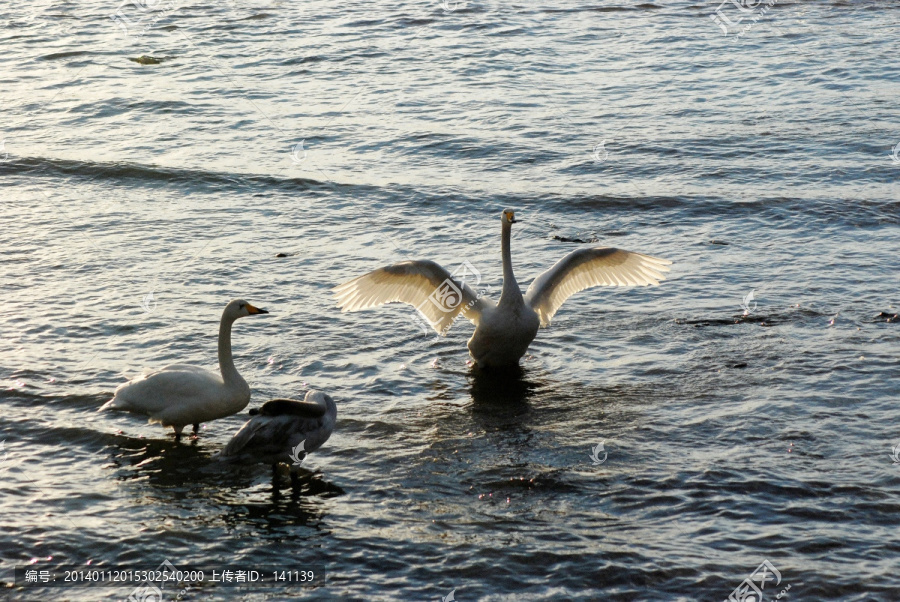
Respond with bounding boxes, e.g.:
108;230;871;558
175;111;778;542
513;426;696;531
271;463;283;491
192;423;199;438
173;424;184;442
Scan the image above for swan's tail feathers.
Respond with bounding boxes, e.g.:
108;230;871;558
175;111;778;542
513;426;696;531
99;397;120;412
99;395;139;413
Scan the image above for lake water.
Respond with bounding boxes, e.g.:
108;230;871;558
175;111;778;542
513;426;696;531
1;0;898;600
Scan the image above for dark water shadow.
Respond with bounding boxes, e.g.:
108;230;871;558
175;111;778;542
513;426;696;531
464;365;547;455
467;364;540;411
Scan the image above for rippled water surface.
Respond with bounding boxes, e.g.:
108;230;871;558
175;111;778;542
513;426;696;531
1;1;899;600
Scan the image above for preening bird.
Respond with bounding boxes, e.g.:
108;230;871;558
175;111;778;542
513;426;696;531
100;299;269;439
333;210;671;367
216;391;337;486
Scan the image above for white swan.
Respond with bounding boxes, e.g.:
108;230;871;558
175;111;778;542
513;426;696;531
333;209;671;368
216;392;337;486
100;299;269;439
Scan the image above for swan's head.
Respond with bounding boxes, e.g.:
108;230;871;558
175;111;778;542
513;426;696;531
225;299;269;320
501;209;518;225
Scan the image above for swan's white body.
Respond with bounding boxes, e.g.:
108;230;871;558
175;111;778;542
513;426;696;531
216;391;337;471
100;299;268;437
333;210;671;368
467;289;539;367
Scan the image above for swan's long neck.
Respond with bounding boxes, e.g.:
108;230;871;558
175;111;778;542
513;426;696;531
218;313;245;386
499;220;522;306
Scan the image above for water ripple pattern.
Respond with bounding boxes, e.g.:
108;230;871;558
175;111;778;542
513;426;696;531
1;0;898;600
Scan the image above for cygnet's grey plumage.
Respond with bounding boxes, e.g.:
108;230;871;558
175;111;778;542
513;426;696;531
216;391;336;468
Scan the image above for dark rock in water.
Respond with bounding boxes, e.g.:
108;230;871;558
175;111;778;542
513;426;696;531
675;314;775;327
731;362;748;369
129;55;164;65
874;312;898;322
302;473;345;497
551;235;599;244
275;252;288;258
708;239;729;246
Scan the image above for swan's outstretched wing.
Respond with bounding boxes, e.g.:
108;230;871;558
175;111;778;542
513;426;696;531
524;247;671;327
332;260;490;334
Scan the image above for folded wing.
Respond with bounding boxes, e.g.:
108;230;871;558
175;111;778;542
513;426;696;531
217;392;336;464
332;260;489;335
219;413;317;466
255;398;327;418
524;247;671;327
101;366;222;415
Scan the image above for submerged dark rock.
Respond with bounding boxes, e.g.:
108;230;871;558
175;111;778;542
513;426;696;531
129;55;166;65
551;235;599;244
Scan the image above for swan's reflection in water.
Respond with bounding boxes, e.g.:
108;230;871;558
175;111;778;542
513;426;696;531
467;364;538;410
106;434;343;531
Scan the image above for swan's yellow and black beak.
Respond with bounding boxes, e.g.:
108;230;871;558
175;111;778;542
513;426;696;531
246;303;269;315
504;210;518;223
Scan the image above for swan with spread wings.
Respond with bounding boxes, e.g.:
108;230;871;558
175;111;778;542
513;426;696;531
332;209;671;368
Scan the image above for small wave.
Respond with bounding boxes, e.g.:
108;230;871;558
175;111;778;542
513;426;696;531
41;50;89;61
282;55;325;66
542;4;660;13
0;156;328;195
